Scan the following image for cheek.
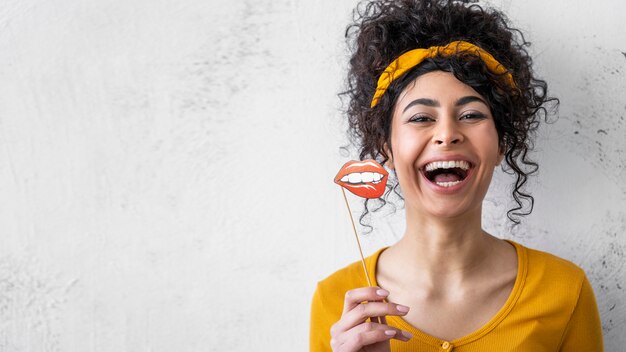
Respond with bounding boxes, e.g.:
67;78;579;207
473;123;501;161
391;129;426;165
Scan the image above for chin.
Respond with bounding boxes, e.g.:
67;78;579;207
410;198;482;221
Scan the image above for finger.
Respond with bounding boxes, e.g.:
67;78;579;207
336;321;413;346
333;301;410;334
337;329;393;352
338;329;410;352
342;287;390;315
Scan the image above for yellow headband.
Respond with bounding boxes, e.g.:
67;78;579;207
370;40;515;108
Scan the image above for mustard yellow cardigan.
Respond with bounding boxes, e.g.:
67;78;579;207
310;241;603;351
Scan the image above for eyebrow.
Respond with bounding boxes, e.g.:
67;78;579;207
402;98;439;112
455;96;487;107
402;95;488;113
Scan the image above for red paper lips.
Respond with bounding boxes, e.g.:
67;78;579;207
334;160;389;199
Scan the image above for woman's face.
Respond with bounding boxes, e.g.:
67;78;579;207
388;70;503;219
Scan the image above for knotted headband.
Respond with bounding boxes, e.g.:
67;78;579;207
370;40;515;108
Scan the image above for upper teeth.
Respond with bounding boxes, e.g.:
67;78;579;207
424;160;470;172
340;172;384;184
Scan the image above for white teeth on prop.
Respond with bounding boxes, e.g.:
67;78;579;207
436;180;462;187
361;172;374;182
425;160;470;172
348;173;361;183
340;172;385;184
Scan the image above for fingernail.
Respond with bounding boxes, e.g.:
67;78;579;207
384;330;396;336
376;289;389;297
396;304;410;313
401;331;413;339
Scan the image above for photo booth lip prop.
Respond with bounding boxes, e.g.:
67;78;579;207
334;159;390;292
334;160;389;199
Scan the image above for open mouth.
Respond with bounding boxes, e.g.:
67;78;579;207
422;160;471;188
334;160;389;198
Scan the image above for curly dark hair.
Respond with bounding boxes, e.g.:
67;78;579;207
342;0;558;225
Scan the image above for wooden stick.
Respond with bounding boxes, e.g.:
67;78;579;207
340;187;373;287
340;187;384;325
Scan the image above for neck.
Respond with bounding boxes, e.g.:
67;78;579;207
385;204;498;289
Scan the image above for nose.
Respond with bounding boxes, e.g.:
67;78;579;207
432;118;463;146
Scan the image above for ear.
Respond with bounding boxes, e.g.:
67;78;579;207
496;143;505;166
383;143;394;170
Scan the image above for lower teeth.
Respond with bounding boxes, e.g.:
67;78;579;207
436;180;462;187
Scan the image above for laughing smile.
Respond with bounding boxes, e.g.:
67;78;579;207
421;159;473;189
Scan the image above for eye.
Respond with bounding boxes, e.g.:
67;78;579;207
460;112;486;120
408;114;435;123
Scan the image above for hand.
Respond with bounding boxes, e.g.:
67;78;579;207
329;287;413;352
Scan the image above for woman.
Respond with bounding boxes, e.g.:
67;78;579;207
310;0;603;351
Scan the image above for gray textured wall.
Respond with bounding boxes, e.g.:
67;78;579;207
0;0;624;351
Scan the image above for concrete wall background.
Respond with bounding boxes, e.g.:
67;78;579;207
0;0;624;350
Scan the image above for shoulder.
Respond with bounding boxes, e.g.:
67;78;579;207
316;249;380;295
313;247;385;311
508;241;603;348
521;242;586;284
512;241;589;317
